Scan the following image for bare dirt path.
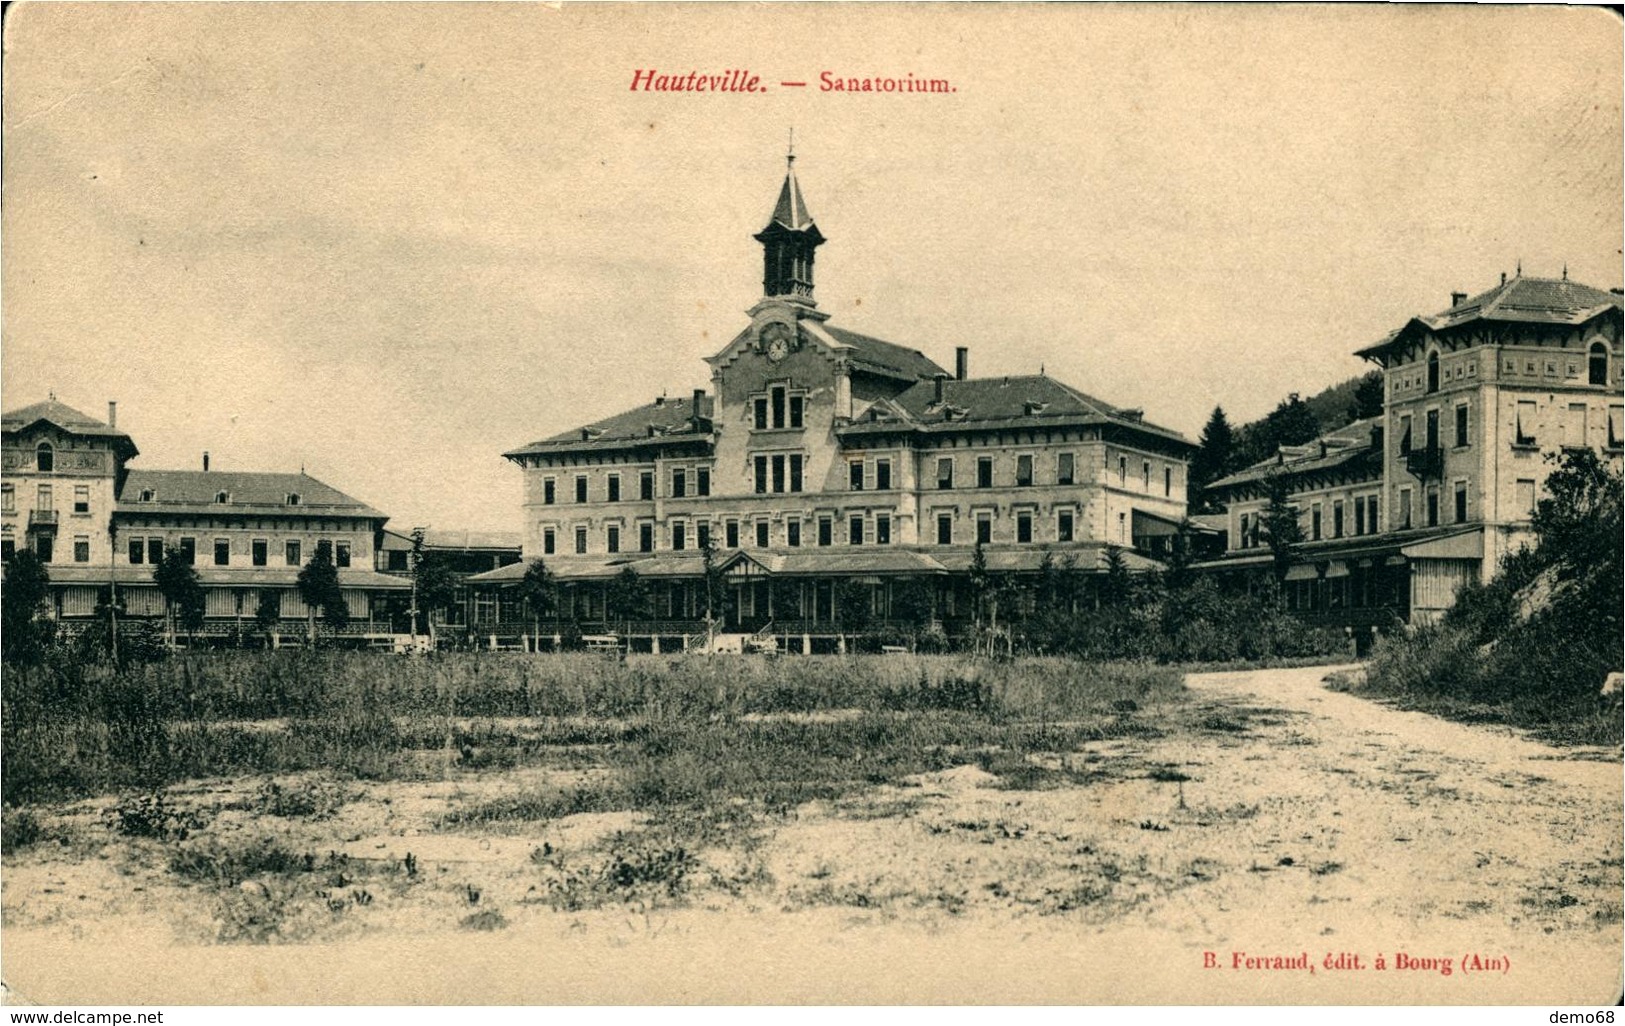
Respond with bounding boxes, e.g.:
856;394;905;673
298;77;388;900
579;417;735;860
4;664;1620;1005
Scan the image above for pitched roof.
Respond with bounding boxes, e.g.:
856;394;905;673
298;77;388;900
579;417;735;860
1357;275;1623;358
420;529;522;552
818;325;950;380
849;373;1189;446
1207;416;1382;491
504;394;714;458
116;469;386;519
2;399;138;455
768;162;815;232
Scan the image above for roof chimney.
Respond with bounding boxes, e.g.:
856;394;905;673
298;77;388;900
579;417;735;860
107;401;117;429
1450;291;1466;307
203;451;210;472
955;346;968;381
933;372;947;405
1501;271;1507;286
691;388;705;431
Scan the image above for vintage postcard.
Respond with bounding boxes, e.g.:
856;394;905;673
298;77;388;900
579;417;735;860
2;2;1621;1009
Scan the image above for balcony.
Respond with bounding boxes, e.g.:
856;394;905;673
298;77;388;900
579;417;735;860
1404;446;1444;479
28;509;58;529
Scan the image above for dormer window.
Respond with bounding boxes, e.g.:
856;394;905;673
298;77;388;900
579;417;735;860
1590;342;1609;386
1426;351;1440;394
215;491;230;504
285;493;301;506
35;443;53;473
139;489;156;503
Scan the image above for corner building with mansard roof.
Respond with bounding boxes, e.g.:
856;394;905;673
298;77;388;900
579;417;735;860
475;155;1194;650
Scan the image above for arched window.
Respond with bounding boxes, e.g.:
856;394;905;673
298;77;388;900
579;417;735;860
1426;351;1440;394
35;443;53;473
1590;342;1608;386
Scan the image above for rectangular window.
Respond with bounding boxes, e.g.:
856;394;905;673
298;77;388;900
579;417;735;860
875;458;892;491
639;523;654;552
1332;500;1344;539
179;537;196;565
335;542;351;568
789;454;804;492
575;526;587;554
1426;487;1439;528
2;538;15;561
1016;454;1033;487
37;485;51;512
1515;401;1537;446
1057;452;1074;486
849;516;864;545
754;455;768;495
937;513;953;545
1516;478;1537;517
1117;455;1127;485
73;486;90;514
772;454;786;493
849;461;865;491
789;395;804;429
937;458;954;490
754;397;769;430
697;522;710;550
1564;403;1588;448
1311;504;1322;541
279;540;299;565
640;471;654;501
977;457;993;489
1367;495;1379;534
35;535;51;562
1164;467;1172;497
544;478;556;505
786;518;801;547
756;520;770;548
252;539;268;566
1611;405;1624;449
1057;510;1074;542
1455;404;1470;447
147;538;164;564
74;536;90;563
771;386;786;429
1142;461;1151;489
686;467;703;497
671;468;687;499
1399;489;1413;530
817;517;832;547
671;522;686;551
606;526;620;553
1398;414;1413;453
1;485;12;512
976;514;992;545
875;514;891;545
607;474;621;503
1355;499;1366;536
1454;481;1469;524
1016;511;1033;543
725;520;739;549
1238;513;1251;549
1425;409;1440;451
543;528;556;555
573;475;587;503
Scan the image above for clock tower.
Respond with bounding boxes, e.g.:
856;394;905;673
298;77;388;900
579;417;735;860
753;144;825;305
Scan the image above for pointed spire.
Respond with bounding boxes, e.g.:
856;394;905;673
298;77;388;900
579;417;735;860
770;146;814;231
755;138;825;302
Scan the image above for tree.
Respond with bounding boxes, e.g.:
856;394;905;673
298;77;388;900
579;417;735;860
517;559;557;650
1;550;53;665
1348;371;1385;421
412;539;461;647
1259;470;1305;585
1101;544;1131;606
254;590;282;646
1191;406;1237;511
699;534;725;629
605;565;649;629
152;548;205;645
296;540;349;643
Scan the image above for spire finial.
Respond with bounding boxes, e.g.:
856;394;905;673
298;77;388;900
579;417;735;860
1563;263;1568;281
787;127;795;165
1516;258;1522;277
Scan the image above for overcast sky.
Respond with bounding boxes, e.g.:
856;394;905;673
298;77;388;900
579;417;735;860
5;4;1620;533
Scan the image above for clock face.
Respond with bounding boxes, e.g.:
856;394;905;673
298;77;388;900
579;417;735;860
761;322;793;362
